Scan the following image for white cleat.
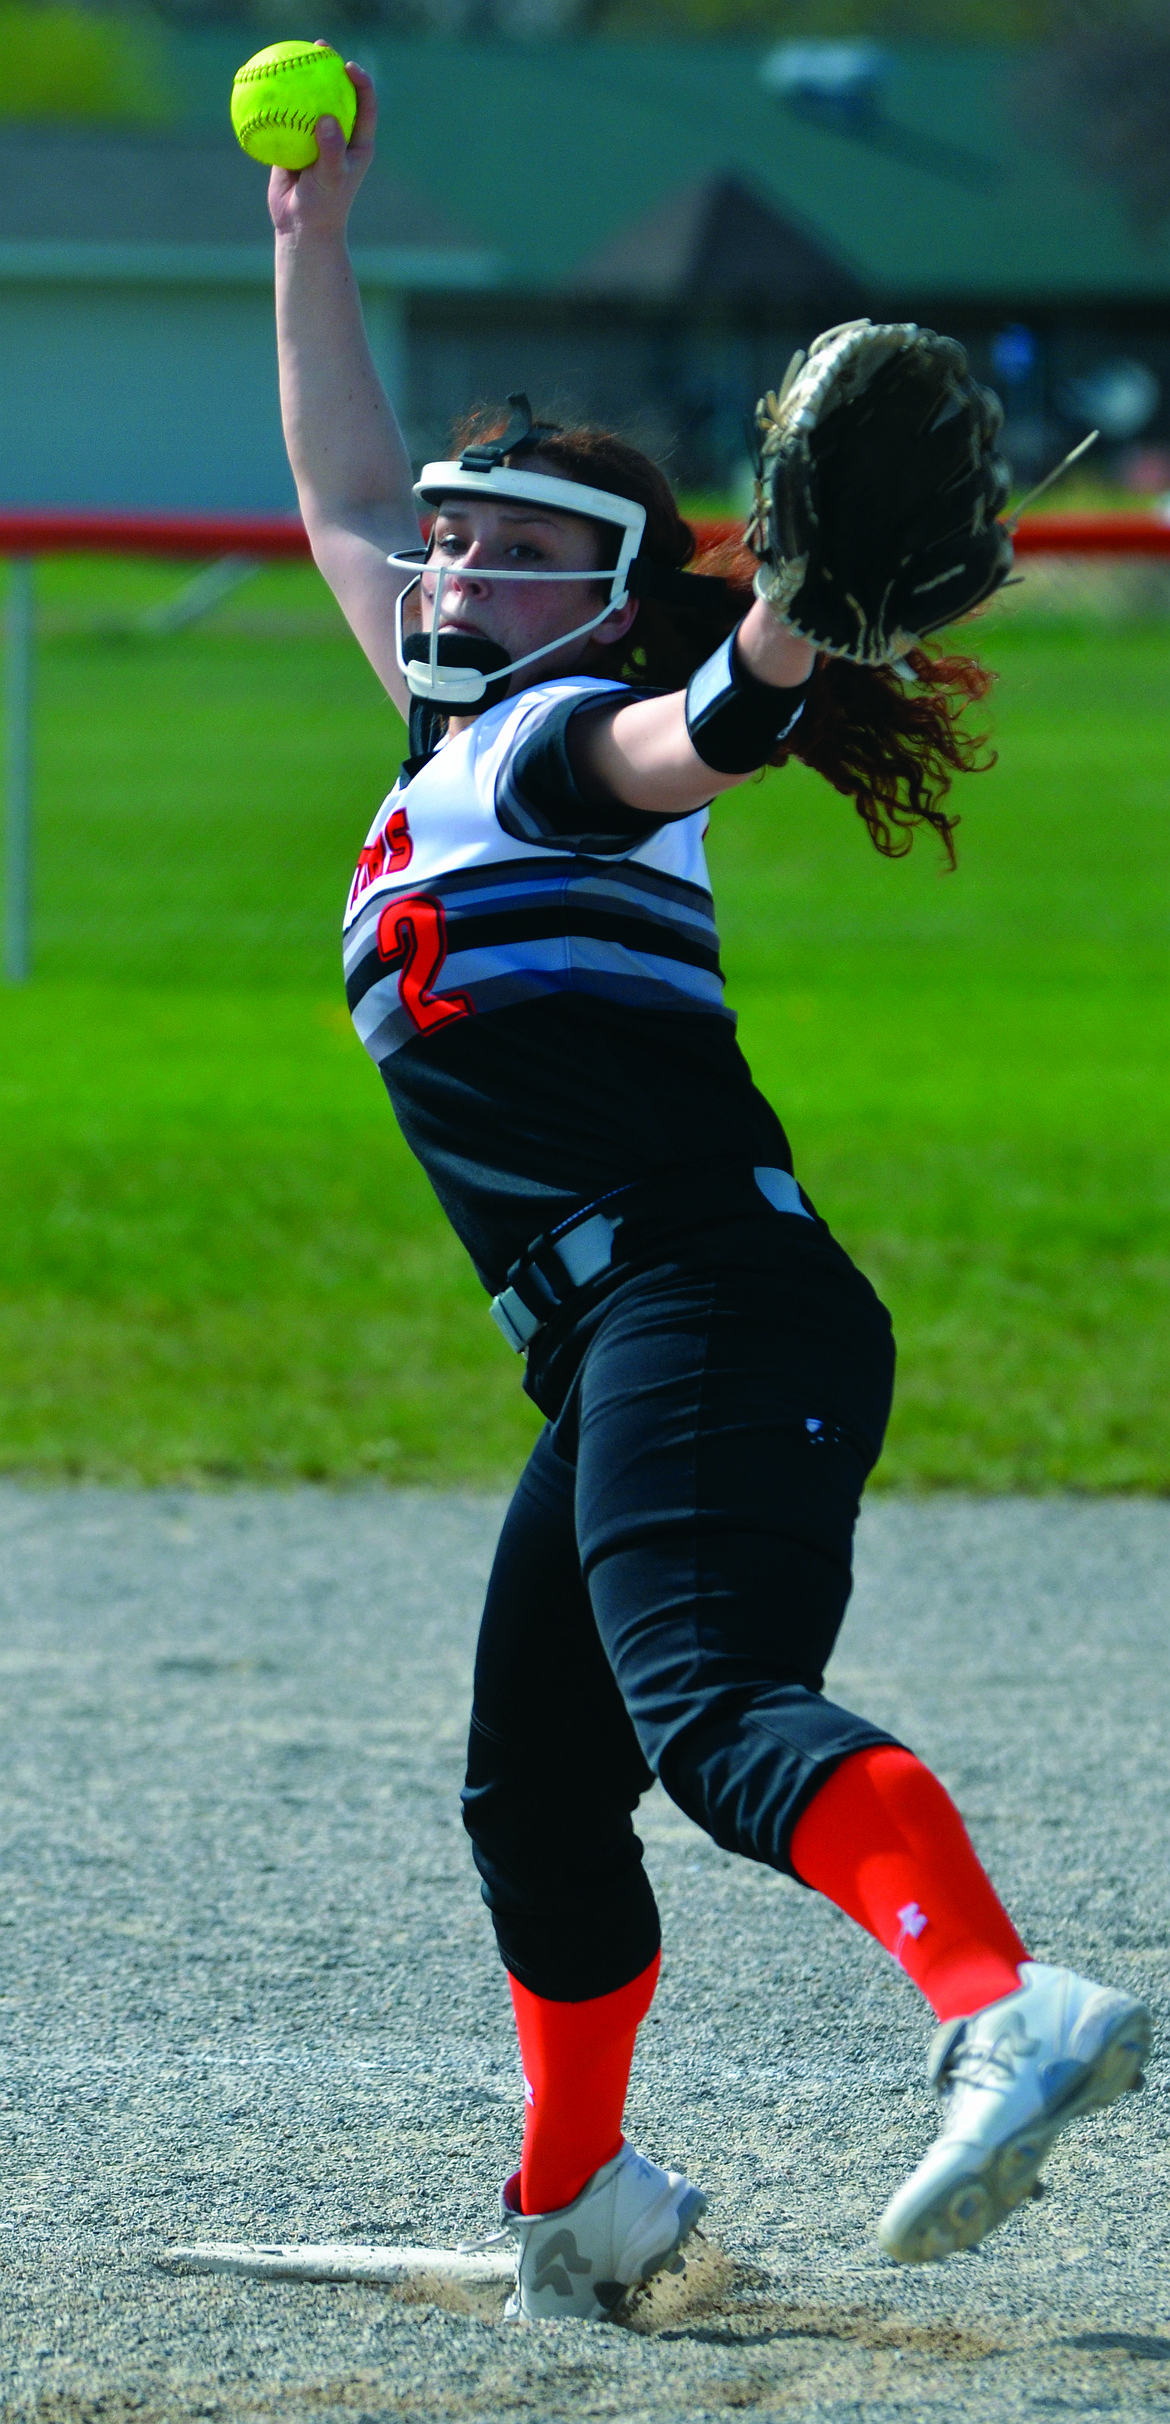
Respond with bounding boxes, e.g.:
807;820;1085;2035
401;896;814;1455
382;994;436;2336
877;1961;1151;2265
499;2141;707;2322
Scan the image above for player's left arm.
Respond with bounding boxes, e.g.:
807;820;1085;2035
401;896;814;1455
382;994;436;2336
570;601;814;816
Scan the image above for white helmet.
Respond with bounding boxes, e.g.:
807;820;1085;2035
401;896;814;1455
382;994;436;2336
389;395;647;711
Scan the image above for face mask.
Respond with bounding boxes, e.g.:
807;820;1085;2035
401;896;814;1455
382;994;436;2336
389;457;646;711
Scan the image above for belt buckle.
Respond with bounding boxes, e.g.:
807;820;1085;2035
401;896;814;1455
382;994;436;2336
489;1208;620;1355
489;1286;544;1354
551;1210;618;1287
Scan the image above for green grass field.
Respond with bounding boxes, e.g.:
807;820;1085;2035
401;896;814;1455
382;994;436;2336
1;556;1167;1488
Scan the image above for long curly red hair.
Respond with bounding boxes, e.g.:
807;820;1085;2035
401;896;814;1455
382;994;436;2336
448;409;996;865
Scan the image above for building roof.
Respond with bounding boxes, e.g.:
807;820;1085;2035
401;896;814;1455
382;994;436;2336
8;35;1170;310
575;171;866;315
0;123;497;287
354;35;1170;308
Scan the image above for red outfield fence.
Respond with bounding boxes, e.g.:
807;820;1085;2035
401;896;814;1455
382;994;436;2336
4;507;1170;980
1;506;1169;558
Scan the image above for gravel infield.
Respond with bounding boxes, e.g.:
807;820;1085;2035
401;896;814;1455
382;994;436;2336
1;1483;1168;2423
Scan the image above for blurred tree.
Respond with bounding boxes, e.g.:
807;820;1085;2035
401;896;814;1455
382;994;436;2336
126;0;1072;35
1021;3;1170;234
0;3;171;117
594;0;1064;33
112;0;1165;58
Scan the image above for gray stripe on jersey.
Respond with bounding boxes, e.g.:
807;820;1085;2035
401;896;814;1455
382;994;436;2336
495;767;566;850
562;869;720;950
445;938;726;1004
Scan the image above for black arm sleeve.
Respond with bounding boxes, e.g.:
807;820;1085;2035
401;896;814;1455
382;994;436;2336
497;688;695;857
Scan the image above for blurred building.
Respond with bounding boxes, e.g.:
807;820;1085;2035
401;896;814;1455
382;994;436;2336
2;35;1169;507
0;122;494;510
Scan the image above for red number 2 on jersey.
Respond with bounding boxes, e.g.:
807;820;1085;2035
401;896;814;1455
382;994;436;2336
376;895;471;1034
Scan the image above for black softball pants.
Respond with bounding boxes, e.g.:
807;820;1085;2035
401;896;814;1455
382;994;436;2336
461;1213;899;2001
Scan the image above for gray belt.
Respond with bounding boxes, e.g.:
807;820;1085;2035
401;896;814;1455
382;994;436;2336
489;1164;812;1355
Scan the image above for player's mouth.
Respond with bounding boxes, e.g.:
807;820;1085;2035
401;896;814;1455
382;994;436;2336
438;614;492;639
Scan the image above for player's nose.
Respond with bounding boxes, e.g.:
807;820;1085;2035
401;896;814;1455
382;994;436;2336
444;558;491;595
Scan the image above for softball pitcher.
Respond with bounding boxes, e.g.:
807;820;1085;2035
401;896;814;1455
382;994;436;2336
270;58;1151;2323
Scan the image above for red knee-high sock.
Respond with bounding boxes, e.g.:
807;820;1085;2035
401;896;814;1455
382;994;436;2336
789;1746;1028;2022
508;1952;661;2216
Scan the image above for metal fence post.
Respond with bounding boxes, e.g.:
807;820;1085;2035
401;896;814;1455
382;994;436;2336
4;555;34;983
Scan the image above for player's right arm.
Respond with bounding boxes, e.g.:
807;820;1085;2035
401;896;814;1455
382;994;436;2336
271;61;417;714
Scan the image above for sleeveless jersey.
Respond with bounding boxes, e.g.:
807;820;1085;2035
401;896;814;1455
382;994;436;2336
342;675;792;1289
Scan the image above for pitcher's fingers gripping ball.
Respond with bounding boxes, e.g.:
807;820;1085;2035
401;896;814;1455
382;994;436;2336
231;40;357;170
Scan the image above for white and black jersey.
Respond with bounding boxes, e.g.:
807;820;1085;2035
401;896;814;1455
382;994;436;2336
342;675;793;1288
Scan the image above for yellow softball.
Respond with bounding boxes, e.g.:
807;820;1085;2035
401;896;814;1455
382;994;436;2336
230;41;357;171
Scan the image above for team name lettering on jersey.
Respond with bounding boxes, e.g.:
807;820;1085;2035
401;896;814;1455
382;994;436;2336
348;805;413;915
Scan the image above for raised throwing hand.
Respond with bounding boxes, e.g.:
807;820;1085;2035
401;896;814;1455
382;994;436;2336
268;48;376;241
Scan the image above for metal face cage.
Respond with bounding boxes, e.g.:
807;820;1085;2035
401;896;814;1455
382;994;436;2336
389;461;647;708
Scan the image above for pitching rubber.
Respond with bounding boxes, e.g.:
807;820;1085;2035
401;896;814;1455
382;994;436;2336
159;2241;515;2285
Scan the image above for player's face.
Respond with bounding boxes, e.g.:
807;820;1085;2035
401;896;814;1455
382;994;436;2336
420;497;631;690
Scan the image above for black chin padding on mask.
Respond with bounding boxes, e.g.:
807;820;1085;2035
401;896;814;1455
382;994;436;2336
403;630;513;710
405;695;447;771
